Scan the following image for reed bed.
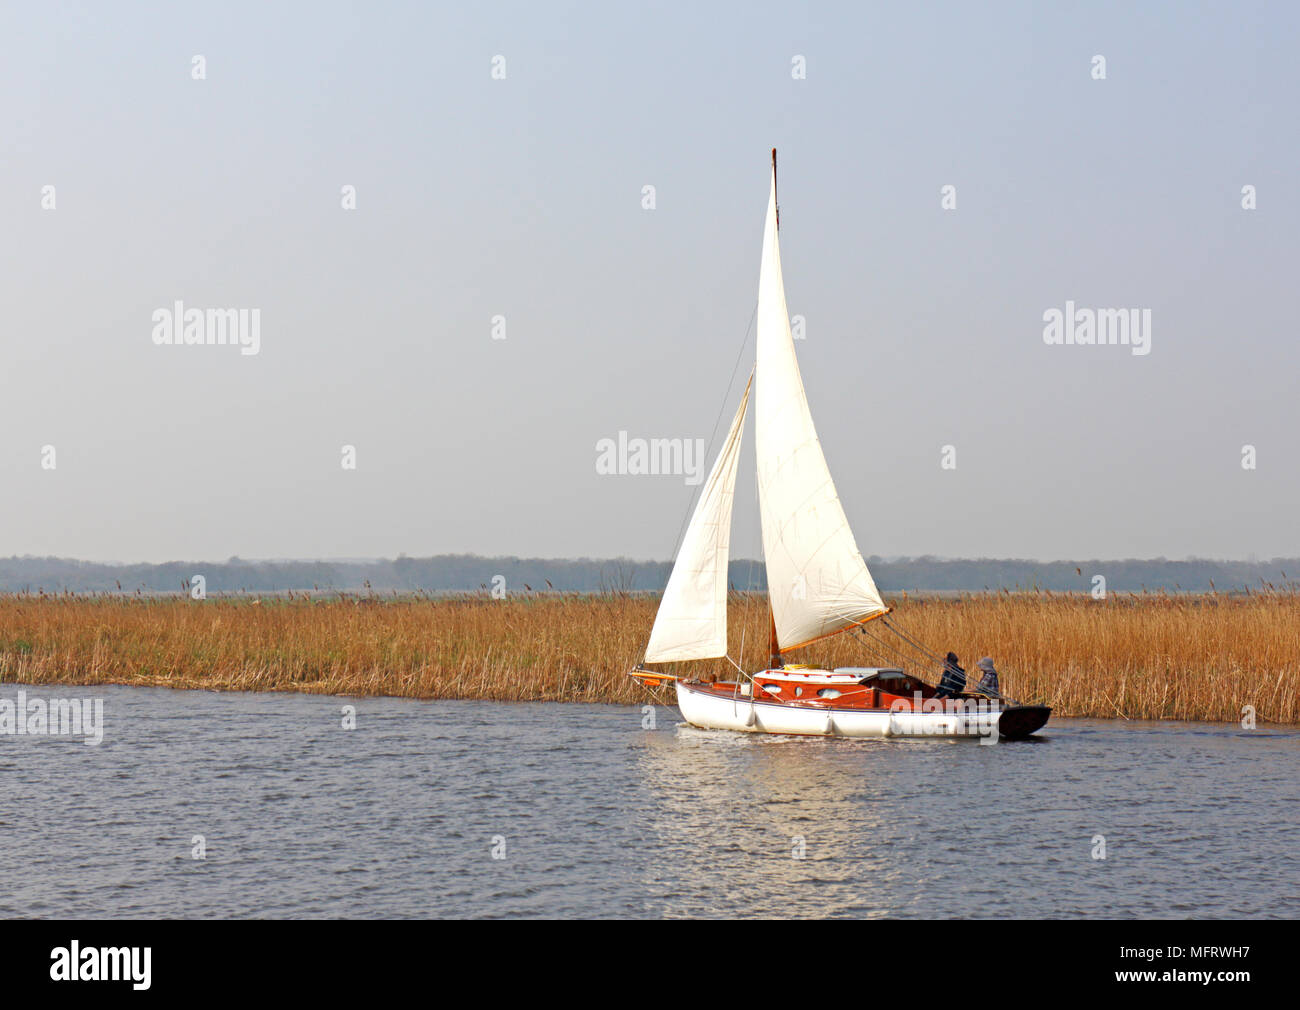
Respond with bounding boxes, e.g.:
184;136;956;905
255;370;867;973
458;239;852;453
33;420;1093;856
1;590;1297;723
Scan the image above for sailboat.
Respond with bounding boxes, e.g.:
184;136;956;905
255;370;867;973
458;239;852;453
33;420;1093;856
629;151;1050;741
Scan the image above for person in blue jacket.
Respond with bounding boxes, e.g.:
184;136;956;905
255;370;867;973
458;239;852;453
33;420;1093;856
934;652;966;699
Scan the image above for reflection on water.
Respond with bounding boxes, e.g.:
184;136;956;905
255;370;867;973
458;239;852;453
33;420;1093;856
639;730;901;918
2;684;1297;918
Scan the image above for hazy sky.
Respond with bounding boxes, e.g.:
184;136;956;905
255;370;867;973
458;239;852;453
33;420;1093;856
3;1;1298;563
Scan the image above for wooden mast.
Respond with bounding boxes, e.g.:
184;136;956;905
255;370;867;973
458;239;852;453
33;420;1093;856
768;607;783;670
771;148;778;230
767;147;780;672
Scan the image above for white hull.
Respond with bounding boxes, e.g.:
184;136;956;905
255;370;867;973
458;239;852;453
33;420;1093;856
675;680;1004;740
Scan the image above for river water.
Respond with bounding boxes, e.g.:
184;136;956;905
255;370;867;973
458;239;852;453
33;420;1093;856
2;684;1296;918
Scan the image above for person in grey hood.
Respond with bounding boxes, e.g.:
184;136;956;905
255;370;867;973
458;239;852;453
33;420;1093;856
975;656;999;696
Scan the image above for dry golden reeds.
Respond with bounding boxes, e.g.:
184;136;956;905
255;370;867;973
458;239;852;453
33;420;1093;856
0;589;1295;723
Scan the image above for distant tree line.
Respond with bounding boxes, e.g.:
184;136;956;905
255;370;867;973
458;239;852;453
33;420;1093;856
1;554;1296;595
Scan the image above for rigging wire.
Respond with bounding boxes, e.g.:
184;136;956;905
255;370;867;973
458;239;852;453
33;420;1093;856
856;624;939;685
648;301;759;670
851;633;893;669
665;301;759;563
882;616;946;666
881;614;1016;703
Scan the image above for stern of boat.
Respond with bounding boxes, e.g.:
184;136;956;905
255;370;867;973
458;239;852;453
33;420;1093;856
998;705;1052;740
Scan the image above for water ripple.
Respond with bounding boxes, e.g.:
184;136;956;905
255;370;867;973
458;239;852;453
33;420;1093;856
1;683;1297;918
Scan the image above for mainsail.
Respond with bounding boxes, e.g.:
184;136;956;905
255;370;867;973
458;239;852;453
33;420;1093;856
644;376;752;663
754;162;888;651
